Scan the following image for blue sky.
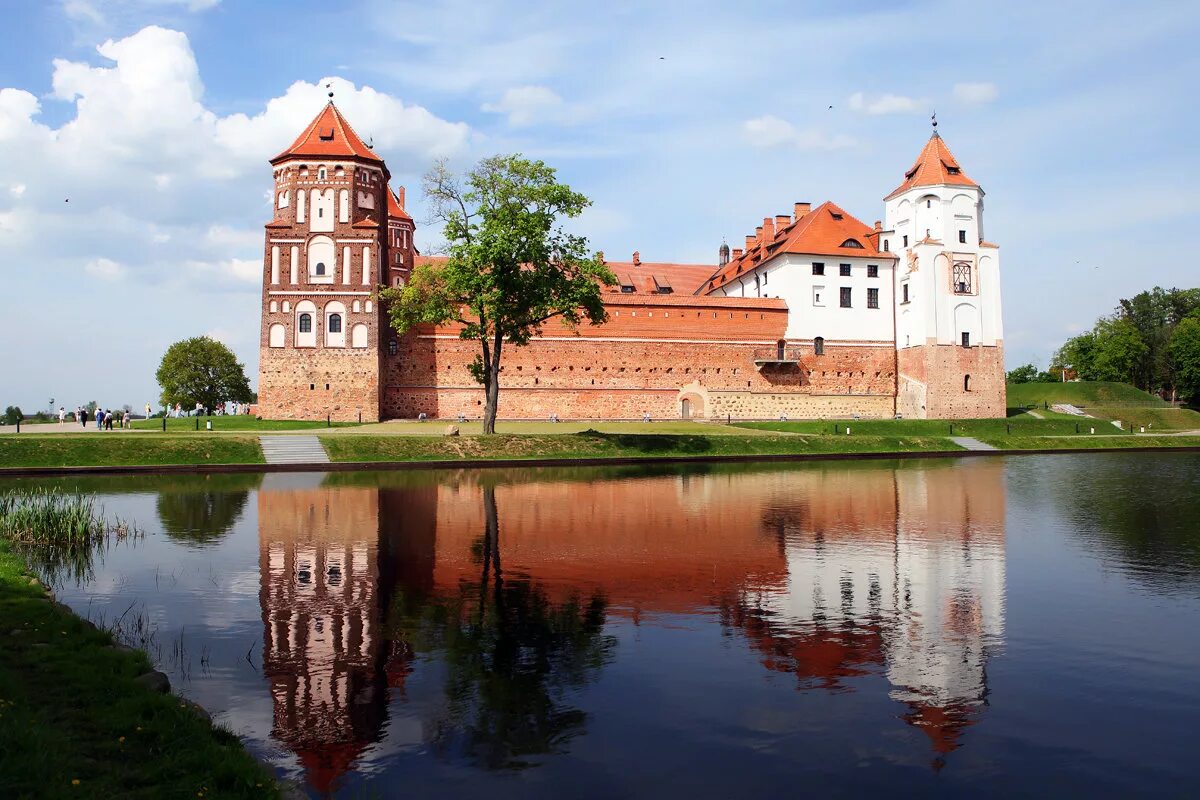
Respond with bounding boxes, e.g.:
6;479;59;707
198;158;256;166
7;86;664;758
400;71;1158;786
2;0;1198;412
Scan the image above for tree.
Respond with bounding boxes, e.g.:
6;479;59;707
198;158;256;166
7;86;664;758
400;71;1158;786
1006;364;1038;384
1169;315;1200;402
155;336;253;413
1090;317;1149;383
1052;332;1097;379
380;155;615;434
2;406;23;425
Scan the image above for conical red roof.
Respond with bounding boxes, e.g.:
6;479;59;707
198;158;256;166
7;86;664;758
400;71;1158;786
885;133;977;200
271;102;384;165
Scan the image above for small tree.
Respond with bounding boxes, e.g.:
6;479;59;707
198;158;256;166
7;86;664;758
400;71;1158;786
1169;315;1200;402
155;336;253;413
1006;364;1038;384
2;406;23;425
381;155;615;433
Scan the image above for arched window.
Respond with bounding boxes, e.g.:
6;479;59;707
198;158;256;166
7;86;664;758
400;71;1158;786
318;167;327;181
328;313;342;333
953;262;973;294
814;336;825;356
298;314;312;333
268;323;285;348
964;374;972;392
324;301;346;347
883;240;890;252
776;339;786;360
315;261;326;276
839;238;864;249
352;324;368;348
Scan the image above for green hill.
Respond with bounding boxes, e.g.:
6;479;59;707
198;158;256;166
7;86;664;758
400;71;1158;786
1007;381;1200;431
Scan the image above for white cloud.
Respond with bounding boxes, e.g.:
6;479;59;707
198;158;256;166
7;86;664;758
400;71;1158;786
953;82;999;105
9;184;24;198
741;115;854;151
847;91;924;115
85;257;126;279
482;85;564;127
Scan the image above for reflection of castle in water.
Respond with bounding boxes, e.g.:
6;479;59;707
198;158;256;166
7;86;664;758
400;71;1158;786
256;460;1005;792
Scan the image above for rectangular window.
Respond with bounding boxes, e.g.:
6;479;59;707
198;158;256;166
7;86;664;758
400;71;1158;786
840;287;852;308
813;286;824;306
902;283;910;303
959;229;967;244
867;287;879;309
839;264;851;277
962;331;971;347
812;262;825;276
903;234;909;247
867;264;878;278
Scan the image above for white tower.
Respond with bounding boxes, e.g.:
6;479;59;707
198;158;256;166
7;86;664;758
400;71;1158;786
883;123;1005;419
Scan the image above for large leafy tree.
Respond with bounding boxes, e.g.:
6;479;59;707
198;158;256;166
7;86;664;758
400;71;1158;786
1169;314;1200;401
1089;317;1149;383
155;336;253;412
380;155;615;434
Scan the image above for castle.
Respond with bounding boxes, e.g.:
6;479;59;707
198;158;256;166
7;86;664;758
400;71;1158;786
258;103;1005;421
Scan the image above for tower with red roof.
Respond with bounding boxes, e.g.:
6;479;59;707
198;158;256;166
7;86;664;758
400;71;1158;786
257;101;414;421
883;127;1006;418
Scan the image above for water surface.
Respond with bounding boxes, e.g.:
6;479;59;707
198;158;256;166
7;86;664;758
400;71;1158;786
8;453;1200;798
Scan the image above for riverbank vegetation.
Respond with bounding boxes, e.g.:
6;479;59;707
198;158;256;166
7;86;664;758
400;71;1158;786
0;492;279;798
0;434;264;468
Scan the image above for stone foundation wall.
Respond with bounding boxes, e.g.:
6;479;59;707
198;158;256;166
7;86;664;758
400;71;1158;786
896;342;1005;419
258;346;381;422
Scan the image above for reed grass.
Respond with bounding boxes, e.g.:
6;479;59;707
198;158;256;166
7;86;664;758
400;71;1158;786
0;489;139;584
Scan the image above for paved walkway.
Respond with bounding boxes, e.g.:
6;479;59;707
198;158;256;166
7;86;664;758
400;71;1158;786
258;435;329;464
951;436;997;452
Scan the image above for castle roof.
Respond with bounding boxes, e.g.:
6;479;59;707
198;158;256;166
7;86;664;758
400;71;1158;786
884;132;977;200
271;101;385;166
701;201;893;294
414;255;718;297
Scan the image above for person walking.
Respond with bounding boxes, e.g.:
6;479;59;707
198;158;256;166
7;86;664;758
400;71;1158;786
95;408;104;430
57;406;66;425
106;410;114;431
122;410;131;429
79;407;88;428
145;402;152;420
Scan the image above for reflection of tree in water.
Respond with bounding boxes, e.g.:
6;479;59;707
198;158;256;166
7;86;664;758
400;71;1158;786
387;486;616;770
156;490;250;546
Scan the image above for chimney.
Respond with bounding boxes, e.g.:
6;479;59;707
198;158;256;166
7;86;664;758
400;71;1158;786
763;217;774;240
775;214;791;231
754;226;764;244
874;220;882;231
398;186;406;208
632;250;641;266
744;234;755;250
794;202;811;219
732;248;744;259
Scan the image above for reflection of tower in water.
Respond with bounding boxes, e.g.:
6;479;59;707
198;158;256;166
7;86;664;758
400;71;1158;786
257;475;437;795
734;459;1006;764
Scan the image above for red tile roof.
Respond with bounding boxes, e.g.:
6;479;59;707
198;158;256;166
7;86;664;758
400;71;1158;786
271;102;385;165
885;132;977;200
414;255;717;297
701;201;894;294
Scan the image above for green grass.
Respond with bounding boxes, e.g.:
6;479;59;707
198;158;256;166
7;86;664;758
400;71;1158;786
321;430;961;462
0;435;265;468
733;416;1124;438
0;539;279;799
1081;405;1200;431
1006;380;1167;407
131;416;360;432
974;434;1200;450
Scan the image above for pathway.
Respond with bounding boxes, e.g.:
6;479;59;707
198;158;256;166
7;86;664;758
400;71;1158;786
950;436;997;452
258;435;329;464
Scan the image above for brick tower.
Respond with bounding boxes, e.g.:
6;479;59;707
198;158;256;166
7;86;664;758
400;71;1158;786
257;101;414;421
884;126;1005;418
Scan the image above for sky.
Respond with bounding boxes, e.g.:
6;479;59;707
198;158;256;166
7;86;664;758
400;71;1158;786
2;0;1198;412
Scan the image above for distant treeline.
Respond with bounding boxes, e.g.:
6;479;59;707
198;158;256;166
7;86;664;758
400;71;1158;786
1018;287;1200;401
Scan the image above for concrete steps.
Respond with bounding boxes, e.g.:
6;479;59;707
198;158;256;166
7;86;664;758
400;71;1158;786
950;436;997;452
259;435;330;465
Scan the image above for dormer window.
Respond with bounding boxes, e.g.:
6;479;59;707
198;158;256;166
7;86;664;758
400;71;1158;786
947;166;961;175
318;167;327;181
831;212;844;220
618;274;635;293
839;238;864;249
318;127;334;141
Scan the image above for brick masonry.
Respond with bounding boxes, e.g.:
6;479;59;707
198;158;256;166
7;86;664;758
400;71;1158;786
898;341;1006;419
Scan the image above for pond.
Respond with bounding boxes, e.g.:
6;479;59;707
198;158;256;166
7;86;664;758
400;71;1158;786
7;453;1200;797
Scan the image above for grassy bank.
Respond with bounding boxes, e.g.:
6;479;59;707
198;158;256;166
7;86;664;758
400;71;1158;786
734;416;1123;438
974;434;1200;450
321;430;960;462
0;501;278;798
131;416;361;432
0;435;265;468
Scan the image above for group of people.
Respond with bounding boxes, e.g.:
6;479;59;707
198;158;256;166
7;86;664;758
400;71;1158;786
66;406;131;430
166;401;250;417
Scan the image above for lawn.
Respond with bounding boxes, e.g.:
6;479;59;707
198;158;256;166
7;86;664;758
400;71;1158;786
340;419;780;436
320;430;961;462
973;434;1200;450
733;415;1125;438
1006;380;1167;408
0;539;278;799
0;435;265;468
